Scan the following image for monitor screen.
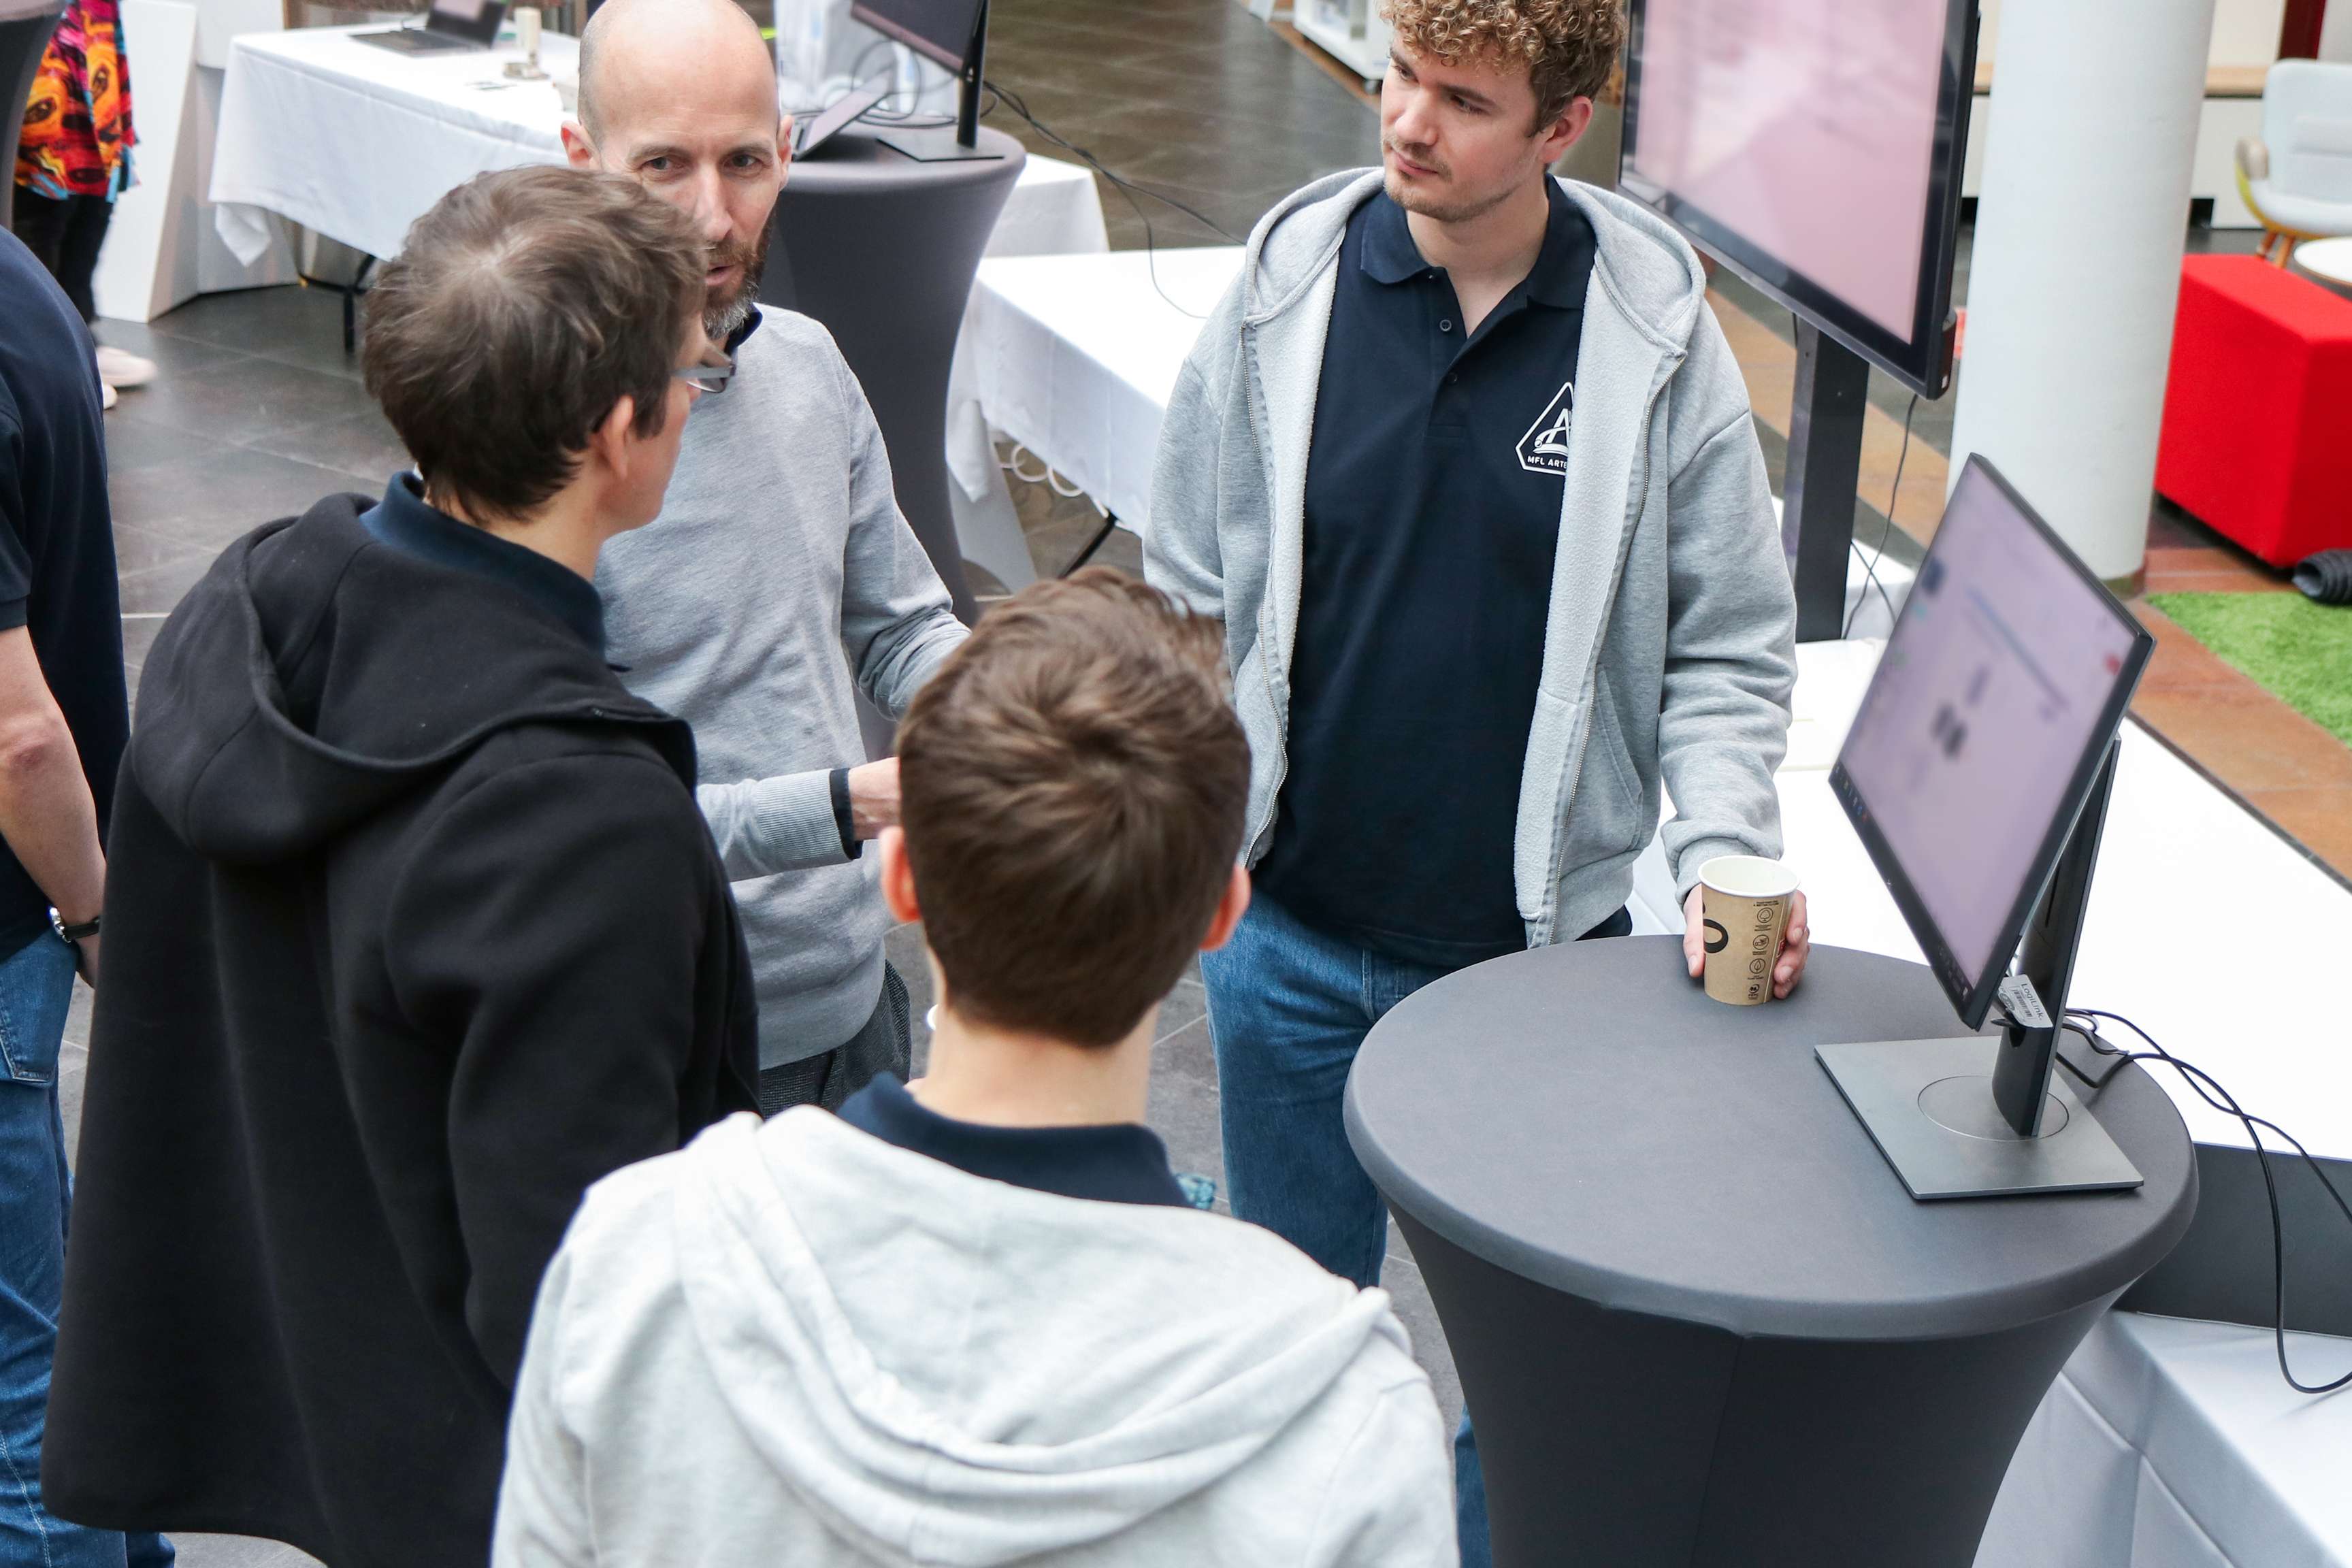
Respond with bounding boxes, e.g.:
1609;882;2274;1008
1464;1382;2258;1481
1617;0;1976;395
427;0;504;41
851;0;985;71
1831;457;2151;1028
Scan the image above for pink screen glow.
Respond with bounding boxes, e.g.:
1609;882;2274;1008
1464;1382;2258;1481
1631;0;1949;337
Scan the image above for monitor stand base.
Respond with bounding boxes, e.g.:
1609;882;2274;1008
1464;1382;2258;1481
1818;1036;2144;1200
877;127;1005;162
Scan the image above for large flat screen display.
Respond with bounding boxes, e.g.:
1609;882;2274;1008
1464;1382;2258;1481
1831;457;2151;1028
1618;0;1976;395
850;0;984;71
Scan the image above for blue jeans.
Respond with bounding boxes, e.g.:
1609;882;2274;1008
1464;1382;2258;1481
1201;894;1628;1568
0;934;172;1568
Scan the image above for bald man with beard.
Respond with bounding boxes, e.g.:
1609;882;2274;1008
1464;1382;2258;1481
565;0;968;1116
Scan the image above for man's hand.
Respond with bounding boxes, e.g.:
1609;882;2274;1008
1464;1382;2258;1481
1683;886;1811;999
847;758;900;840
70;930;98;989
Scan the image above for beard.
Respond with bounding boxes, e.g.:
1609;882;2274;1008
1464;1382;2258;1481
1382;137;1518;226
703;225;771;343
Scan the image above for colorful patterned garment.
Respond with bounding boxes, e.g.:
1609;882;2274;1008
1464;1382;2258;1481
16;0;136;201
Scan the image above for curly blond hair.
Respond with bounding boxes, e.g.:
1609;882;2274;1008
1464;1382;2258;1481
1379;0;1627;131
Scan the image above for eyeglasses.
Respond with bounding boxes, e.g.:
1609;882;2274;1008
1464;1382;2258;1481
674;355;736;396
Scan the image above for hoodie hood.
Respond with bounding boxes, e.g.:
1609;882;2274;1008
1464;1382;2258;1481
1237;168;1712;348
130;495;689;865
668;1111;1411;1566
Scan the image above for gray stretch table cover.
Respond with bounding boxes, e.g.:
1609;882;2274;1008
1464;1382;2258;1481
1348;937;2196;1339
762;125;1026;625
1346;938;2197;1567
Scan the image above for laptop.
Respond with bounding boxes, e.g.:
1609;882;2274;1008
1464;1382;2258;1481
794;84;888;158
355;0;507;54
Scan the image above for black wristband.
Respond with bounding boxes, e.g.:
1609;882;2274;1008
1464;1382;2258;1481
828;767;860;860
50;907;99;944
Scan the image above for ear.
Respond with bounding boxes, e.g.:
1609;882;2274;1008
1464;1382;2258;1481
1198;864;1253;953
583;393;638;488
877;827;922;924
777;116;796;187
560;120;598;169
1540;96;1595;165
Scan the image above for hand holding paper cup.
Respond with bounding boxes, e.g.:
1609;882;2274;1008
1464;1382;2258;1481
1697;855;1799;1006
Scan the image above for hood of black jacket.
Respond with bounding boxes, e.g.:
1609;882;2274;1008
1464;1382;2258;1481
131;494;695;865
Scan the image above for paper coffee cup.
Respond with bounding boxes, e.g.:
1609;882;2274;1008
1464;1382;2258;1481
1698;855;1799;1007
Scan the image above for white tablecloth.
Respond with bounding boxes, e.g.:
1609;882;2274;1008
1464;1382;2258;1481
212;26;578;264
1978;1312;2352;1567
966;246;1244;535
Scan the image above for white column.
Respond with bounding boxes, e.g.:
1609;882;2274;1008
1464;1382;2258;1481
1948;0;2219;587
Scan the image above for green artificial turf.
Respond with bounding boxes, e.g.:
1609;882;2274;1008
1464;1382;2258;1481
2149;592;2352;747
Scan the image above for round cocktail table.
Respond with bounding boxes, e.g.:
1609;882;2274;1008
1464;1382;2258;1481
762;125;1027;624
1345;937;2196;1568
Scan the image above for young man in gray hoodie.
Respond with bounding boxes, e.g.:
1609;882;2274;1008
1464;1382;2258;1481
564;0;967;1113
1143;1;1810;1558
494;571;1455;1568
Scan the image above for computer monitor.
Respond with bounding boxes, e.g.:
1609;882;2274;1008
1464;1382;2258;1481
1816;455;2155;1200
1616;0;1976;397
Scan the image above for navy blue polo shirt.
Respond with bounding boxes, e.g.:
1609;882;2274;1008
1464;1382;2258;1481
0;231;126;961
1256;181;1597;968
839;1074;1190;1207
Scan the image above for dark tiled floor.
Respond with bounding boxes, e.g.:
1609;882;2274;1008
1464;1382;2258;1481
980;0;1381;248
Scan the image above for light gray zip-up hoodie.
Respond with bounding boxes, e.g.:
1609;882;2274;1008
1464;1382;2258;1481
1145;173;1797;946
493;1110;1457;1567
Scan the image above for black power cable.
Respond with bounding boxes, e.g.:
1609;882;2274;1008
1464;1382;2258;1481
1842;389;1918;640
981;78;1245;322
2063;1006;2352;1394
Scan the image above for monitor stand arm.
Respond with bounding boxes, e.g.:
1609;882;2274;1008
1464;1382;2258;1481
1783;323;1868;643
1991;975;2059;1137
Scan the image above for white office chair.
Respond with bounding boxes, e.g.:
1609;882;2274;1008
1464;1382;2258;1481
2235;59;2352;267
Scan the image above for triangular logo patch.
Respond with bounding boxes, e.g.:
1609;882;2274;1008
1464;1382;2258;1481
1516;381;1575;476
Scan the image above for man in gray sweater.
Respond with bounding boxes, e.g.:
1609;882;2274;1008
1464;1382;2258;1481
562;0;966;1111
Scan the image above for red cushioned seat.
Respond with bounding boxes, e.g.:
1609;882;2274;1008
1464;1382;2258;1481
2156;255;2352;568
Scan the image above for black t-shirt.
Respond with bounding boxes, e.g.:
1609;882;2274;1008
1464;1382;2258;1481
0;230;128;960
1255;182;1597;967
838;1073;1190;1207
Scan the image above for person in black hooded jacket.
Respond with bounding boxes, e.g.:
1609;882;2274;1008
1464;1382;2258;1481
41;166;759;1568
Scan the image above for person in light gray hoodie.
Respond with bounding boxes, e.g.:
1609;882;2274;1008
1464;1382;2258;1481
493;571;1456;1568
1143;2;1808;1559
564;0;967;1113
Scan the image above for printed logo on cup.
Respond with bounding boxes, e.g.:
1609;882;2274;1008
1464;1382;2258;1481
1697;854;1799;1008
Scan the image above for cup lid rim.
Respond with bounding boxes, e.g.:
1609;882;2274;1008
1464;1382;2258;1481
1698;854;1800;898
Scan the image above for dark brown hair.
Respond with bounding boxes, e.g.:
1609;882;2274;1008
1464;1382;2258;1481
898;569;1250;1047
1382;0;1627;131
361;165;704;523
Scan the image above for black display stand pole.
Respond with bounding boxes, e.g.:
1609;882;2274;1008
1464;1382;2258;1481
1781;321;1870;643
876;0;1002;163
